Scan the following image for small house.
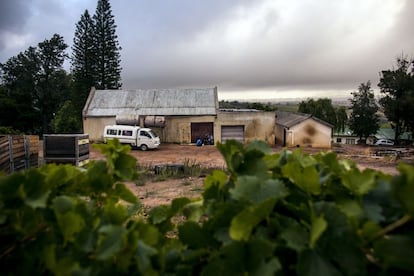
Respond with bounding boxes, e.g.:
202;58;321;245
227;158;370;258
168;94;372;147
275;111;333;148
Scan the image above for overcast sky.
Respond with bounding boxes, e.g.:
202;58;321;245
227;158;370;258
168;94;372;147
0;0;413;100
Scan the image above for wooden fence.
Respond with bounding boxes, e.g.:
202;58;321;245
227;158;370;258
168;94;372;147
0;135;39;174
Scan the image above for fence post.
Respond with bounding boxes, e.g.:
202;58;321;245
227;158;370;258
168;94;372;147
24;135;30;169
8;136;14;173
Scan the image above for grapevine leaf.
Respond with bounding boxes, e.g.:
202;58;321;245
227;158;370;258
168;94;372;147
230;176;289;204
135;222;160;246
43;244;56;272
360;221;382;241
252;257;281;276
52;196;75;213
148;205;173;233
114;183;137;203
297;250;341;276
341;169;376;197
113;154;138;181
170;197;191;214
373;235;414;272
281;223;308;252
336;199;363;220
217;140;244;173
245;140;273;155
230;198;276;241
136;240;158;274
245;238;279;274
178;221;213;249
309;215;327;249
182;200;204;221
23;171;50;208
148;205;170;224
363;201;385;223
96;225;126;260
203;170;229;200
56;211;86;244
282;161;321;195
103;202;128;224
202;241;245;275
392;163;414;215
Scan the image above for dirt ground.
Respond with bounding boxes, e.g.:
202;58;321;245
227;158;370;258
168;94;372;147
87;143;413;209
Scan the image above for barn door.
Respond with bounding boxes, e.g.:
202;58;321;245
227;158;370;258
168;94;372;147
191;122;213;143
221;125;245;143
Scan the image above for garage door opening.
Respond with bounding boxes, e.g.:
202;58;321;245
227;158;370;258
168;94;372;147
191;122;214;144
221;125;245;143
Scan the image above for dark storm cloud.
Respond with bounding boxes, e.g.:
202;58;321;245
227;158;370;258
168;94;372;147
1;0;413;99
119;0;414;96
0;0;28;32
0;0;29;50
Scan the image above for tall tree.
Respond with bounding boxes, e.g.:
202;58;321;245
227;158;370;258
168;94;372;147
0;34;70;134
71;9;96;112
0;47;41;133
36;34;70;133
348;81;379;143
298;98;337;126
378;56;414;144
335;106;348;133
93;0;122;89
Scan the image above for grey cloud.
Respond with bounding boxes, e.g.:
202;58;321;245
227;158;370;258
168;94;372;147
0;0;28;32
1;0;413;98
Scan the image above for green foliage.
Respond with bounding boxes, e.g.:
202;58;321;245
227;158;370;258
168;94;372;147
0;34;70;134
51;100;82;133
348;81;380;143
71;9;96;114
298;98;337;125
297;98;348;131
378;56;414;144
1;140;414;275
93;0;122;89
219;100;278;111
0;126;21;134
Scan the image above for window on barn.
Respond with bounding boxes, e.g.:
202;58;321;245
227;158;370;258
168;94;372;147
336;138;342;143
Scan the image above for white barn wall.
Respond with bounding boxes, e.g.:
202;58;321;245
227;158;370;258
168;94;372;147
217;112;276;146
288;118;332;148
83;117;116;142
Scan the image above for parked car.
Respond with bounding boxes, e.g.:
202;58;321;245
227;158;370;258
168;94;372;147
374;139;394;146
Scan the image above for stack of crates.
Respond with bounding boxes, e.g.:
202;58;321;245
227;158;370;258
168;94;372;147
43;134;89;167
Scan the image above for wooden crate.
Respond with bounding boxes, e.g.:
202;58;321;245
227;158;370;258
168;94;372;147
0;135;39;174
43;134;89;166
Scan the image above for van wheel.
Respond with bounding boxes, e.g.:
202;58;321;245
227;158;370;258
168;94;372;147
140;144;148;151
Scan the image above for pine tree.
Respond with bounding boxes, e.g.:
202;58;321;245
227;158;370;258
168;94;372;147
348;81;380;144
93;0;122;89
71;9;96;112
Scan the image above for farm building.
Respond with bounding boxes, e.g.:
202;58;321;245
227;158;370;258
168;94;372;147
82;87;275;145
275;111;333;148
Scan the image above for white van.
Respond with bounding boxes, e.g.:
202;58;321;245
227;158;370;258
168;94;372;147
103;125;160;150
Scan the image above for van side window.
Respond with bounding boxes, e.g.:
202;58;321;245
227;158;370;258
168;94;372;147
122;130;133;136
107;129;117;135
140;131;151;138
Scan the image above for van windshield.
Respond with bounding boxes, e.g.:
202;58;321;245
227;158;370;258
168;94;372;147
148;130;158;138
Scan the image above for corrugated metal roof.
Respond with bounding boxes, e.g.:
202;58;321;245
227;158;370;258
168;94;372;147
275;111;333;128
84;87;218;117
276;111;311;128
